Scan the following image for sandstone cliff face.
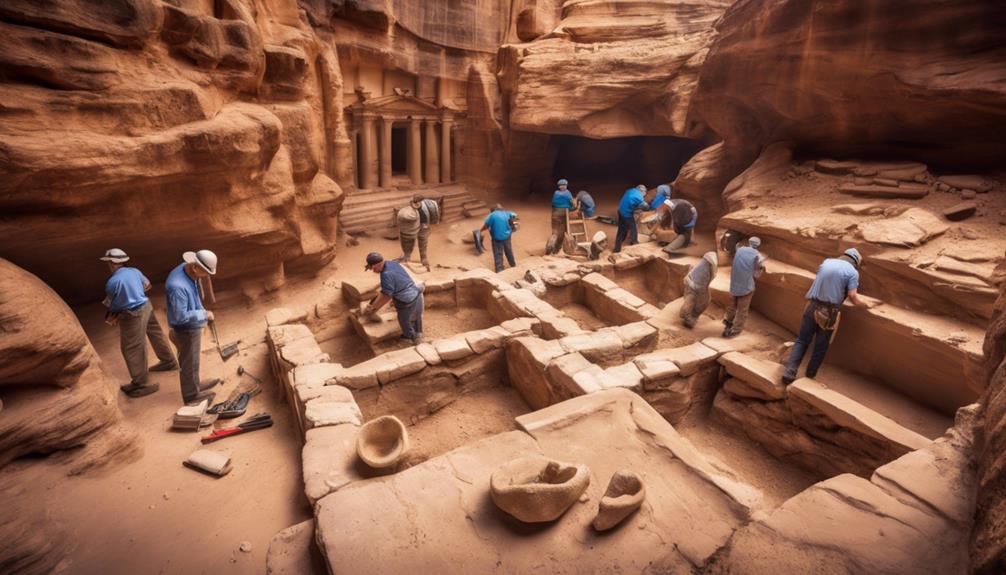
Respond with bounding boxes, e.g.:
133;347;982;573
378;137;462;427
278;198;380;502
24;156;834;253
498;0;732;139
693;0;1006;167
974;279;1006;573
0;0;347;304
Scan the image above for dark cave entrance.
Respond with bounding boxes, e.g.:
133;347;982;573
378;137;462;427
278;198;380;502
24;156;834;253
391;125;407;175
550;135;706;200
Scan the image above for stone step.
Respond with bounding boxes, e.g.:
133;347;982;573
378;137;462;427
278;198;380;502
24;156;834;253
837;182;929;199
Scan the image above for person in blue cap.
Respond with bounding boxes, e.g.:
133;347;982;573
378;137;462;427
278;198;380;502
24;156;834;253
575;190;596;219
649;184;671;210
782;247;878;384
547;178;575;254
481;203;518;273
363;252;424;345
613;184;651;253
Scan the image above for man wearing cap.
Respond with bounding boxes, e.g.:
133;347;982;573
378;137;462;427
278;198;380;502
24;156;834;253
723;237;765;337
481;204;518;273
613;184;651;253
575;190;596;219
165;250;220;405
649;184;671;211
782;248;877;384
363;252;424;344
547;178;575;255
680;251;718;329
101;249;177;398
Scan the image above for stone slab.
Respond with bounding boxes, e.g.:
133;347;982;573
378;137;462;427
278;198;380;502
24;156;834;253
603;362;644;392
610;321;658;349
788;378;932;452
414;342;441;365
580;272;619;293
279;337;330;369
558;330;623;363
433;336;475;362
639;342;718;376
266;519;321;575
374;348;428;384
634;357;681;389
718;352;786;400
465;327;508;354
267;323;315;348
266;307;308;327
302;424;362;504
291;363;345;389
499;317;540;335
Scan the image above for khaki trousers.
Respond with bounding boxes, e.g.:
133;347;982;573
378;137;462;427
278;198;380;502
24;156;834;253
724;291;754;335
118;301;175;385
679;281;710;328
546;208;567;255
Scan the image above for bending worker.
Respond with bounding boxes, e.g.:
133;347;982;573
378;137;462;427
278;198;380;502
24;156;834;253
397;194;438;271
661;198;697;252
101;248;177;398
723;237;764;338
547;178;575;254
575;190;596;219
481;204;518;273
782;248;876;384
165;250;221;406
650;184;671;210
680;251;718;329
363;252;424;345
613;184;650;253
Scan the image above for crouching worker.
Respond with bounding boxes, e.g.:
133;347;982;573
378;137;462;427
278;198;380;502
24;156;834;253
575;190;596;219
660;198;697;252
481;204;518;273
680;251;718;328
363;252;424;345
782;248;877;384
101;248;177;398
166;250;221;406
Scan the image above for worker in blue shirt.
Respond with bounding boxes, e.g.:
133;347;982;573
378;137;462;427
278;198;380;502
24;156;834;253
782;248;877;384
613;185;651;253
575;190;596;219
547;178;575;254
363;252;424;344
165;249;221;406
101;248;176;398
723;237;765;337
649;184;671;210
481;204;518;273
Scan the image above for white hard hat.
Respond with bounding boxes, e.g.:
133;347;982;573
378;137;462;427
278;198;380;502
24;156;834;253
183;249;217;275
100;248;129;263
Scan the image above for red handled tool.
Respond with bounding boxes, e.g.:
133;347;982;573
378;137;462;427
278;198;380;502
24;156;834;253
201;413;272;444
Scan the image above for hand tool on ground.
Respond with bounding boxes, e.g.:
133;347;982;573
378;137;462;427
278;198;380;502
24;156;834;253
208;319;240;361
200;413;273;444
237;365;263;385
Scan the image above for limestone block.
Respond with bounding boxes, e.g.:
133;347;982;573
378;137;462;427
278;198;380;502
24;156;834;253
296;382;353;407
279;337;329;369
636;303;661;318
506;337;565;410
938;175;992;192
542;271;582;288
641;342;719;376
414;342;441;366
788;378;932;453
341;275;380;305
559;330;624;364
603;363;644;392
943;201;977;222
334;363;379;391
375;348;428;384
593;470;646;531
611;322;658;350
718;352;786;400
292;363;345;389
266;519;319;575
267;323;314;349
538;313;585;339
722;378;778;402
500;317;540;335
701;336;738;355
465;327;508;354
266;307;308;327
581;272;619;293
302;424;361;504
606;288;647;309
490;456;591;523
610;253;643;270
546;352;601;398
433;336;475;362
634;358;681;390
423;276;455;292
455;268;496;305
304;394;363;431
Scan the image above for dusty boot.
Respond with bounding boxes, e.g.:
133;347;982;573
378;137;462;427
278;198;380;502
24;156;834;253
185;391;216;407
125;383;159;398
149;359;178;372
199;378;222;392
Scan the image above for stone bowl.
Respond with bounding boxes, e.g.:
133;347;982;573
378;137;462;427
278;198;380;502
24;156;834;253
490;455;590;523
356;415;409;469
592;470;646;531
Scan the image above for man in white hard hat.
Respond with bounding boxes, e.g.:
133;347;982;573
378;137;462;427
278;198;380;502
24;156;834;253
101;248;177;398
165;250;221;405
782;247;878;385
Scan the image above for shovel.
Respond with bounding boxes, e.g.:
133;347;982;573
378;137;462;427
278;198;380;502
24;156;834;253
208;319;239;361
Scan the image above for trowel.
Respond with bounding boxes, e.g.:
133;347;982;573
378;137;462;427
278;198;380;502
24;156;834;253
209;320;240;361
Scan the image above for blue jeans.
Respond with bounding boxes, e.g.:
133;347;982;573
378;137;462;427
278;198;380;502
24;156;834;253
491;237;516;273
395;293;424;340
613;213;637;253
784;302;834;380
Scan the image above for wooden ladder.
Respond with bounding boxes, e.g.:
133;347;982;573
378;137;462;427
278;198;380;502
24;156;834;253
564;209;592;255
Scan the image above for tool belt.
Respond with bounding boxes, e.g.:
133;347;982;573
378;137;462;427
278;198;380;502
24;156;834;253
812;300;841;331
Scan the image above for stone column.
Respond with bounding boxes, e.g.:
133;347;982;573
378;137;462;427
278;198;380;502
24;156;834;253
440;118;453;183
408;118;422;185
379;117;392;188
359;115;378;190
424;119;440;185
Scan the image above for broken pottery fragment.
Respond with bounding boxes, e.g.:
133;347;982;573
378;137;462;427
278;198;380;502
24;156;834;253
490;456;590;523
593;470;646;531
355;415;409;470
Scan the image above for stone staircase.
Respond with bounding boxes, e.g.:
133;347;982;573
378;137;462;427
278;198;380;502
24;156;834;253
339;183;489;235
